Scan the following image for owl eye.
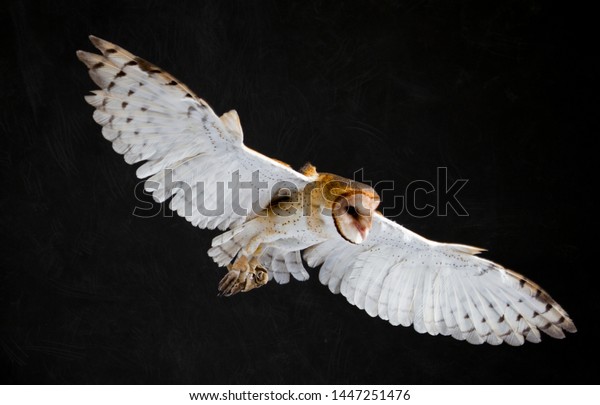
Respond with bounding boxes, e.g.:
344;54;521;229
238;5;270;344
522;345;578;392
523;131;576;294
346;205;358;218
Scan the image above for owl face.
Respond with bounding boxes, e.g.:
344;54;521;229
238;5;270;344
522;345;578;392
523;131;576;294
332;191;380;244
313;173;380;245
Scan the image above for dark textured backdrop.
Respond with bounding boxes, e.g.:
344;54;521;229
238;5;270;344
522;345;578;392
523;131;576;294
1;0;596;384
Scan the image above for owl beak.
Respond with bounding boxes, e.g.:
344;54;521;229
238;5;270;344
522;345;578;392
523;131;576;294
360;228;369;241
356;223;369;242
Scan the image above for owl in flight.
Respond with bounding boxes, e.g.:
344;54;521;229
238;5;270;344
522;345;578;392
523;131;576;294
77;36;575;346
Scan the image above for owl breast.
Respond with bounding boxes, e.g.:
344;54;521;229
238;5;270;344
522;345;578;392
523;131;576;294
261;187;337;252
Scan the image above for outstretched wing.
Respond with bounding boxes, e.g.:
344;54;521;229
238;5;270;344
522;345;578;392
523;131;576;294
77;36;309;230
303;214;576;345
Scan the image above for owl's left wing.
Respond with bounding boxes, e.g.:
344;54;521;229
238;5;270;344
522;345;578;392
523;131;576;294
303;214;576;345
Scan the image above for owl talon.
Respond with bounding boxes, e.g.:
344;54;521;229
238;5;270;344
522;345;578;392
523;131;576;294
218;270;242;296
217;257;268;296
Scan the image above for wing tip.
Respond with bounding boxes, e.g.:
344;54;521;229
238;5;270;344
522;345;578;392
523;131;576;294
449;243;487;255
78;36;113;62
563;319;577;334
89;34;106;48
88;35;123;56
76;50;96;67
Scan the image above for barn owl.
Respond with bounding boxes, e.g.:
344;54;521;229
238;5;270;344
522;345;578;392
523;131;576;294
77;36;576;346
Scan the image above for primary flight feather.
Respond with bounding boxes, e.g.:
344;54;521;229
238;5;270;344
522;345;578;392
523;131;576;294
77;36;576;345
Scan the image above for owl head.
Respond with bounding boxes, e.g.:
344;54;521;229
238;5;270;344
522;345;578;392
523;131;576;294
313;169;380;244
332;190;380;243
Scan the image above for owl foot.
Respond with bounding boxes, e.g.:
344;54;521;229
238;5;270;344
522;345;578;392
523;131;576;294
218;256;268;296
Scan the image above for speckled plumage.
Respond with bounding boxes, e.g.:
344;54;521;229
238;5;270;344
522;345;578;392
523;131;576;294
78;36;576;345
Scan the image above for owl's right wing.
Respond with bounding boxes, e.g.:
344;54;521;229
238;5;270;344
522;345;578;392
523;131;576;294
77;36;310;231
303;213;576;345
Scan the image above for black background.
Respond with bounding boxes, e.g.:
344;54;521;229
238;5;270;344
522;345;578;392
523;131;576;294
2;0;597;384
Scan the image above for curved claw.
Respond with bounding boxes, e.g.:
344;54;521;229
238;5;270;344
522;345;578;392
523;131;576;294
217;263;269;297
218;270;243;297
251;268;268;290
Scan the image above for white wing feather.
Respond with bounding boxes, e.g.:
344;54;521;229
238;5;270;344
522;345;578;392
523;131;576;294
77;36;309;231
78;37;575;345
304;213;576;345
